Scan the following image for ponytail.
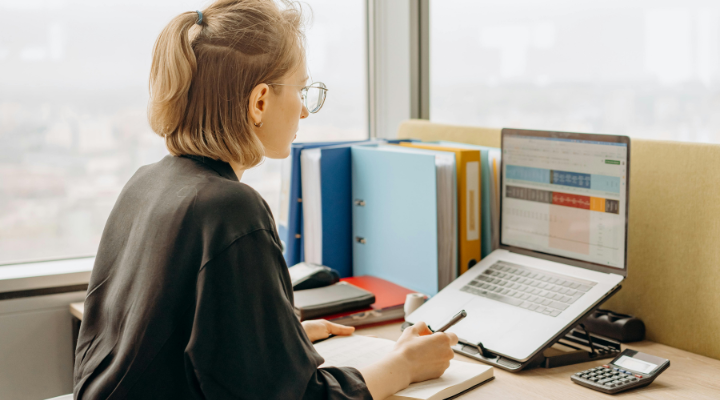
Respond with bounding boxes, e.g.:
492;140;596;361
147;0;305;168
148;12;199;136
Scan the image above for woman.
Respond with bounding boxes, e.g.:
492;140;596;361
73;1;457;399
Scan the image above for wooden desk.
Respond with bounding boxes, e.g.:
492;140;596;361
69;303;720;398
357;322;720;399
70;302;84;320
70;302;84;362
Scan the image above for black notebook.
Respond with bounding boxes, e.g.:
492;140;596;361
293;282;375;320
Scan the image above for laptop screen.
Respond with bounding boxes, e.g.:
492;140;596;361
500;130;629;271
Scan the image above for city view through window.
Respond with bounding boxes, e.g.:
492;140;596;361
10;0;720;265
431;0;720;143
0;0;367;264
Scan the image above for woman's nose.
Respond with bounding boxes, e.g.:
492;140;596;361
300;104;310;119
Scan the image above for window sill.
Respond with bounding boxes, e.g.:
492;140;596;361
0;257;94;298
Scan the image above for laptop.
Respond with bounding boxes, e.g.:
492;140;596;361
405;128;630;365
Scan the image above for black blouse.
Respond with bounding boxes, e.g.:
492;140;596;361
73;155;371;400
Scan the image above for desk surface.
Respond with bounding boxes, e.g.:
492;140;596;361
357;322;720;400
69;302;720;399
70;302;84;320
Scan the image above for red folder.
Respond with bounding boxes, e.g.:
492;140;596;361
322;276;421;327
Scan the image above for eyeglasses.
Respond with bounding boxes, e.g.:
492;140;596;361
267;81;328;114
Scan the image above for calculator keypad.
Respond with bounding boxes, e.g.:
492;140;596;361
573;364;640;390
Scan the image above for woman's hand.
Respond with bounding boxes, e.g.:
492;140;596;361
302;319;355;343
392;322;458;383
359;322;458;400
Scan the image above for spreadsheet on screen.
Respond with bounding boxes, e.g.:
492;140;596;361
501;135;628;269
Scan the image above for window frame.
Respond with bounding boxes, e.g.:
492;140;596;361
367;0;430;139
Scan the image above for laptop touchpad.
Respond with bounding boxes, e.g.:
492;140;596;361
451;297;525;345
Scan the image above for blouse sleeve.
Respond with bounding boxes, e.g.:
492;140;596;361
185;229;372;400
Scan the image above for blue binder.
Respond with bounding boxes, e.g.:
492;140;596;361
301;140;415;277
302;143;370;277
278;141;359;267
351;145;440;295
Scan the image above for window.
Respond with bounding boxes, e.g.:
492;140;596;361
0;0;367;264
244;0;368;220
430;0;720;144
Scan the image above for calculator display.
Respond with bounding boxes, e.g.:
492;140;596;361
614;355;657;373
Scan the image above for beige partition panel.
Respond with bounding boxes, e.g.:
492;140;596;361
397;119;720;360
397;120;502;148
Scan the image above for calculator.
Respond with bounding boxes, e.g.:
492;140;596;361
571;349;670;394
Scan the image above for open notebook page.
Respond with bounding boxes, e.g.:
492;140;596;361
314;335;493;400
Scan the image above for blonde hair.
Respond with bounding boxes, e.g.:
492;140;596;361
148;0;305;168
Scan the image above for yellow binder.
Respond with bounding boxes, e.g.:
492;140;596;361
398;143;482;275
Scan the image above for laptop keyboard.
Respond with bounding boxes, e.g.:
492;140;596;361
460;261;597;317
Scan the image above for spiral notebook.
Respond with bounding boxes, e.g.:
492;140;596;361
315;335;494;400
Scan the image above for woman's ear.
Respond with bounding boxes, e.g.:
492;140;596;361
248;83;271;126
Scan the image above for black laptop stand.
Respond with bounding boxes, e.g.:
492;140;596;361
403;285;622;372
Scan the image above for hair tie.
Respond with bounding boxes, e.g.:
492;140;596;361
195;10;203;25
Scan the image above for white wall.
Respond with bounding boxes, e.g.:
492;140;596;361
0;291;86;400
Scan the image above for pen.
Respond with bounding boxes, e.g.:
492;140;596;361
430;309;467;333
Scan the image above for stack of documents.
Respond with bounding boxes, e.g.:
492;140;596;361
431;142;501;258
278;141;362;270
293;281;376;320
399;143;482;275
324;276;418;327
280;140;411;277
300;141;378;277
279;138;501;297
